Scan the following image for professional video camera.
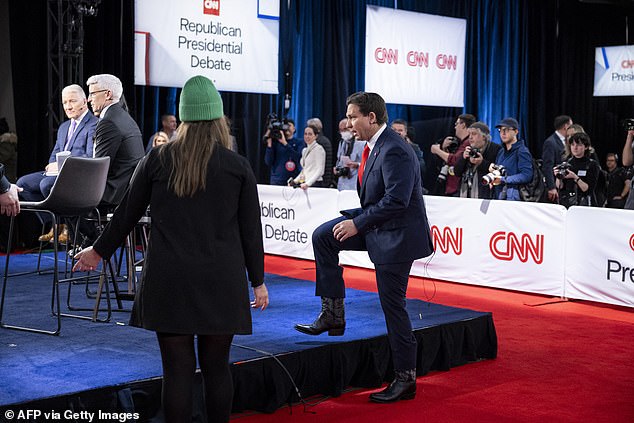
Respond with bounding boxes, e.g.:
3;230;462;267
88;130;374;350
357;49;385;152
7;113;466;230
621;118;634;131
554;162;572;179
468;147;481;159
267;113;290;140
481;164;506;185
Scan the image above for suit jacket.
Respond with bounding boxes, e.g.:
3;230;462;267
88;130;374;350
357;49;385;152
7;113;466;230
344;127;433;265
542;132;565;190
93;146;264;335
94;103;145;206
48;111;98;163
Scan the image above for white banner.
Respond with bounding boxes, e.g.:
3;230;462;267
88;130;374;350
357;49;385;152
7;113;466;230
414;197;566;296
258;186;339;260
594;45;634;97
364;6;466;107
564;207;634;308
134;0;279;93
257;186;633;308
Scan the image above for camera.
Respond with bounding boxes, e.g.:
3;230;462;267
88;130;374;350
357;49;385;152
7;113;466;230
436;164;451;183
334;166;350;178
287;177;301;188
468;147;481;158
435;136;459;154
481;164;506;185
554;162;571;179
267;113;290;140
621;118;634;131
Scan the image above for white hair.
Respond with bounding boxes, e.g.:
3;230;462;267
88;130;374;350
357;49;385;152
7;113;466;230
61;84;86;100
307;117;323;131
86;74;123;101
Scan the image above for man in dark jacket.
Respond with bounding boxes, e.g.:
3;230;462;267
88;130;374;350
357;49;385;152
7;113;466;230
86;74;145;208
454;122;501;199
542;115;572;203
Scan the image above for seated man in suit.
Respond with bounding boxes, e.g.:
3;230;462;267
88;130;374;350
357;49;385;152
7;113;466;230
86;74;145;209
295;92;434;404
66;74;145;251
17;84;98;242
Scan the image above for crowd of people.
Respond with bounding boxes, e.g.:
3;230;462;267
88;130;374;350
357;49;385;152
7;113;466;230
264;111;634;210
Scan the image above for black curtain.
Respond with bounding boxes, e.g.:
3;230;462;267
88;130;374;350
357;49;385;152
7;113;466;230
8;0;634;184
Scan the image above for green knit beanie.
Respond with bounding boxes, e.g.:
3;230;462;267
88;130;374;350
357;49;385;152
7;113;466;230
179;75;223;122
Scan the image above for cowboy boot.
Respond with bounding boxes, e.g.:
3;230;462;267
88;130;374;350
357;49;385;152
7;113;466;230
294;297;345;336
369;369;417;403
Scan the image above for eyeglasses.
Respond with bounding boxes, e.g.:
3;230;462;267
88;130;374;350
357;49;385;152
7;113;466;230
88;89;108;98
497;127;515;134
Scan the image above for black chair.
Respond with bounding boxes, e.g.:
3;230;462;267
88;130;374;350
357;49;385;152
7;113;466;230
0;157;110;335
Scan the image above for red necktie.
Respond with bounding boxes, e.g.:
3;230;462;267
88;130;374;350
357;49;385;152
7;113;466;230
358;144;370;184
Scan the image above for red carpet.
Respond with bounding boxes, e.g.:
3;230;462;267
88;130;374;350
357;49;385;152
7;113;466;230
233;255;634;422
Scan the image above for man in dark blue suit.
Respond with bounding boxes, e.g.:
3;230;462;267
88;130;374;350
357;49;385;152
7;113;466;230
295;92;434;403
17;84;98;203
17;84;98;242
542;115;572;203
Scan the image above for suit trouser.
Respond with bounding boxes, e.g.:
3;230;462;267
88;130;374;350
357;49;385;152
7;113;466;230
312;216;417;370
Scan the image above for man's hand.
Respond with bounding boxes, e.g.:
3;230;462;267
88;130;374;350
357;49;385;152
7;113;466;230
72;246;102;272
430;143;443;156
547;188;559;202
333;219;358;242
45;162;58;173
0;184;22;216
251;283;269;311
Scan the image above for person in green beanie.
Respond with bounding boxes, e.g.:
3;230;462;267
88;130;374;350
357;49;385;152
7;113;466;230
74;75;269;422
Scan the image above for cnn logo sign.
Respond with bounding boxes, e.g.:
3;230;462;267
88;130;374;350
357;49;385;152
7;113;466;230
489;231;544;264
431;226;462;255
204;0;220;16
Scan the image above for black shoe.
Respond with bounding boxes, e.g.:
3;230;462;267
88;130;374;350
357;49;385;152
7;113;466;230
294;312;345;336
369;380;416;403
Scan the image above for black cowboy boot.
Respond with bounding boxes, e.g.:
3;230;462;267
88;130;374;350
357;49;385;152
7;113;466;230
294;297;345;336
369;369;416;403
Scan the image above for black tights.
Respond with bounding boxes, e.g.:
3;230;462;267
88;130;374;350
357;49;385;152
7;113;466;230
156;332;234;423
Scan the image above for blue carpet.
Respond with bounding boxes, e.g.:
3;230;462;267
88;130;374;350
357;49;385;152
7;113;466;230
0;253;490;406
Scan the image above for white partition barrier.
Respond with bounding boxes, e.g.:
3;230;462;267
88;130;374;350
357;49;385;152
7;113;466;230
258;186;340;260
417;196;567;296
257;185;632;307
564;207;634;308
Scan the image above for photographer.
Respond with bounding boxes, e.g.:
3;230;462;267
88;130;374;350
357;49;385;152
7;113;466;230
334;118;364;191
491;117;533;201
263;116;305;185
605;153;630;209
454;122;501;199
430;114;476;196
555;132;601;208
290;124;326;190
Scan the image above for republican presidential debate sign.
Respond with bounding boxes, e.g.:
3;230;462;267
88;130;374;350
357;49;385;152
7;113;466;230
365;6;466;107
594;45;634;96
134;0;279;93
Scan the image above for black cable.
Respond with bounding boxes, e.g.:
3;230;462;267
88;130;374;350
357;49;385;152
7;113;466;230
230;343;317;415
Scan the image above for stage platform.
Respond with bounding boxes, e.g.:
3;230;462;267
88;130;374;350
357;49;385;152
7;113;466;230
0;253;497;419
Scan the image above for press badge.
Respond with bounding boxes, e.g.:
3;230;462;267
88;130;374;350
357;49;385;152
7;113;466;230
578;170;587;176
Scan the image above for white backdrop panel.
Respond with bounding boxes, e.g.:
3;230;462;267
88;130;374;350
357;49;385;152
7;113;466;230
135;0;278;93
365;6;466;107
564;207;634;307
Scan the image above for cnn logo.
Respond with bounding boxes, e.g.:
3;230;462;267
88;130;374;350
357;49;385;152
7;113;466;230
431;226;462;255
489;231;544;264
204;0;220;16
